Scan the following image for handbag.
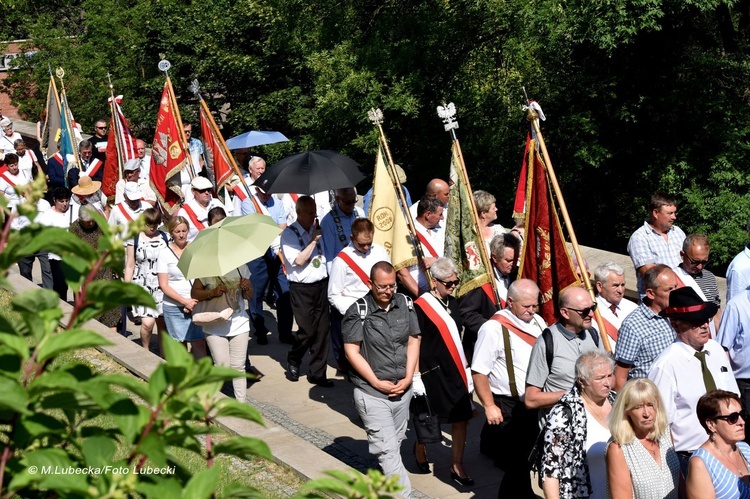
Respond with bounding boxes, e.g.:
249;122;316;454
192;277;233;326
411;394;442;444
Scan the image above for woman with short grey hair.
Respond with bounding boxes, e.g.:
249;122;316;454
533;351;616;499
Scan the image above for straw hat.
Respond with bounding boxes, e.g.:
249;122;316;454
71;176;102;196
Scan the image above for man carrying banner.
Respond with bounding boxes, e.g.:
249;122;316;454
115;159;156;205
472;278;546;498
108;182;149;243
592;262;637;349
67;140;104;187
409;178;449;245
328;218;390;373
398;195;444;297
459;233;520;362
89;119;109;172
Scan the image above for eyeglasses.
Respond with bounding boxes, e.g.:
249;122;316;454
565;303;598;316
686;255;709;266
371;282;397;292
436;278;460;288
714;411;744;425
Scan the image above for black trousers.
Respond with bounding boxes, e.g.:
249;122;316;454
480;394;538;499
287;278;331;381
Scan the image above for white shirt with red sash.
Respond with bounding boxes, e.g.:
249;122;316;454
415;292;473;393
472;308;547;397
593;295;638;349
114;178;157;205
327;242;390;315
108;200;148;243
0;169;31;230
408;220;444;294
177;197;226;242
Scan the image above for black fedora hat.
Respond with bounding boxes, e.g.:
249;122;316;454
659;287;718;322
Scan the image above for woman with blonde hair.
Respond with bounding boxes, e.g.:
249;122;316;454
606;378;680;499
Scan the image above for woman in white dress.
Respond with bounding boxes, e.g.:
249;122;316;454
607;378;680;499
124;207;168;351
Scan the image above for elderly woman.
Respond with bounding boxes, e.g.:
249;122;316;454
606;378;680;499
687;390;750;499
156;216;206;358
191;207;255;401
474;190;506;245
535;350;616;499
412;257;474;487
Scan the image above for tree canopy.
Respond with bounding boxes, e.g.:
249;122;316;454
3;0;750;271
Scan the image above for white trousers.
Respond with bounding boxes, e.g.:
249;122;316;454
205;332;249;401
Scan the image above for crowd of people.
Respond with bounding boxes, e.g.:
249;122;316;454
6;116;750;499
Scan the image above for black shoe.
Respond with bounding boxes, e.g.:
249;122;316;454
247;365;265;382
308;377;334;387
256;335;268;345
450;467;474;487
413;442;431;474
287;363;300;381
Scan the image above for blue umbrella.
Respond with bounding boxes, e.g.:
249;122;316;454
225;130;289;150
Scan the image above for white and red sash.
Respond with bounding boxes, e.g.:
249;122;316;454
597;315;619;342
248;192;271;216
289;193;299;203
83;158;103;178
232;184;248;201
337;250;370;286
415;293;472;392
117;203;134;222
416;231;439;258
0;171;17;187
53;152;63;164
181;204;205;231
490;313;538;347
481;282;503;307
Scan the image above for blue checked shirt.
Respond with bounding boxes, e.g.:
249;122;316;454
627;221;685;296
614;303;676;380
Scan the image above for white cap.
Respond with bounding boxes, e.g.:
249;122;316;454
124;182;142;201
190;176;213;190
123;159;141;172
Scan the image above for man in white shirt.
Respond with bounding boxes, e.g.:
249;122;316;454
472;279;546;498
135;139;151;181
409;178;449;246
281;196;332;386
108;182;149;243
177;176;225;242
648;287;739;473
0;118;22;159
398;195;444;297
115;159;157;205
592;262;638;350
327;218;390;372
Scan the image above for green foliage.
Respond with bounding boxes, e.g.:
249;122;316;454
5;0;749;267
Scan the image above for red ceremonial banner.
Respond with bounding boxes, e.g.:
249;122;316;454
149;82;187;214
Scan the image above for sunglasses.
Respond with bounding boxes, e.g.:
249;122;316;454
565;302;598;316
195;188;212;194
95;126;107;130
715;411;744;425
686;255;709;266
436;278;460;288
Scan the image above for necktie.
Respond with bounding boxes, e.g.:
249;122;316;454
610;304;618;317
694;351;717;392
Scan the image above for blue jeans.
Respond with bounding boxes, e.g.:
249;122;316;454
247;249;292;339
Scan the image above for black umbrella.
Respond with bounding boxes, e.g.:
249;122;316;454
254;150;366;195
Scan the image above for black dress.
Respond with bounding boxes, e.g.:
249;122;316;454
415;295;473;423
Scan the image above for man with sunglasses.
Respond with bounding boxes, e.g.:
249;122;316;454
342;261;420;497
525;286;603;412
320;187;364;272
177;176;226;242
649;287;738;472
89;120;109;167
673;234;721;334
